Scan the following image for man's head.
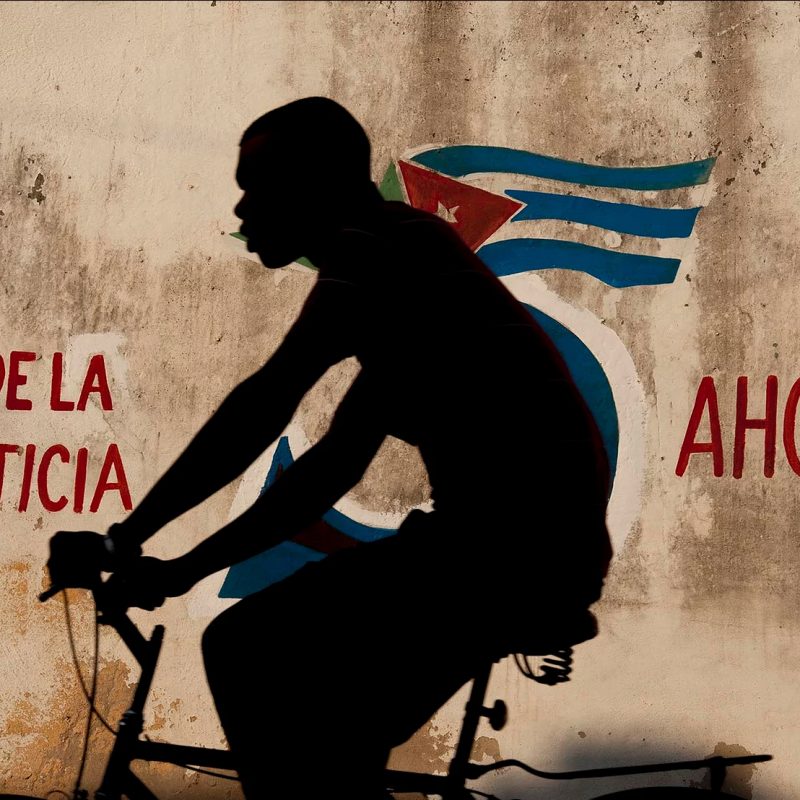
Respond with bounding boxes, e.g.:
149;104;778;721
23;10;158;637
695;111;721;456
234;97;373;268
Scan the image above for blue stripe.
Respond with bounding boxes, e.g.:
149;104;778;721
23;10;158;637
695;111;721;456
412;146;715;190
506;190;700;239
526;307;618;482
263;438;395;542
478;239;680;288
259;436;292;492
219;437;397;597
321;508;394;542
218;540;326;597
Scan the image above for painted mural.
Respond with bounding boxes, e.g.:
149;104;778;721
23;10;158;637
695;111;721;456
4;2;800;798
223;144;714;597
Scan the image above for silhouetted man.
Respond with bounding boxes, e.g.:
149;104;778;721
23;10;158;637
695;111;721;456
48;97;612;799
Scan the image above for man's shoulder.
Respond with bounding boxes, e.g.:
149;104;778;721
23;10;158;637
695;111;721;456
379;202;467;248
333;201;480;277
336;202;447;246
380;200;443;227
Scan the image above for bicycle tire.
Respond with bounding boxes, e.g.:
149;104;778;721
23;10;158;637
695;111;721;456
591;788;746;800
0;795;50;799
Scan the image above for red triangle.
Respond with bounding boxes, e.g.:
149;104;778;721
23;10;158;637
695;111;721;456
398;159;522;251
273;463;361;554
292;519;361;554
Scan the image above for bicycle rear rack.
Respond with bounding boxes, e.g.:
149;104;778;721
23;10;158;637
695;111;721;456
386;655;772;798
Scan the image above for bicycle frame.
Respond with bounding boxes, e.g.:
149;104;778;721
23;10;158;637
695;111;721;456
93;608;234;800
91;595;771;800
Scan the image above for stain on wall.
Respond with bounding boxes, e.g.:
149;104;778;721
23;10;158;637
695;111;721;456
1;1;799;797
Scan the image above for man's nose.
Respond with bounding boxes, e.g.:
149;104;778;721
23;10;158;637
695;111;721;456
234;194;248;220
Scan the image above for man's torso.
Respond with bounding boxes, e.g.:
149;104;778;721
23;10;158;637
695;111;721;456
293;201;612;572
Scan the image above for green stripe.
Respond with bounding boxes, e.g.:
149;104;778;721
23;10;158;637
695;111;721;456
378;161;403;201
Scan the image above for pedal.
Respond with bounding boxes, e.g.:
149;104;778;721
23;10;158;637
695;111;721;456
481;699;508;731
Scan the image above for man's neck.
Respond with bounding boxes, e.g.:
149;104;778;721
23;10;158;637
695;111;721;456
306;182;385;268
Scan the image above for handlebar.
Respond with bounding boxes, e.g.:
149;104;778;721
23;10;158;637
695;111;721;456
39;574;135;617
40;578;161;676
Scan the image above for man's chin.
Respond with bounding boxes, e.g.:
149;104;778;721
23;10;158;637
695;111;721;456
253;246;298;270
259;259;291;270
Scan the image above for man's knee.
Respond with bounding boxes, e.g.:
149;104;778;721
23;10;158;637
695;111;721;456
201;601;256;681
202;604;232;651
201;614;230;690
201;594;301;684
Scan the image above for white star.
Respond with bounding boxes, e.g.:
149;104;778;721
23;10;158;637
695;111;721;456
436;201;460;223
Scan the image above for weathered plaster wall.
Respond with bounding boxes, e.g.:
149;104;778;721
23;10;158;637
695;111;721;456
1;1;799;798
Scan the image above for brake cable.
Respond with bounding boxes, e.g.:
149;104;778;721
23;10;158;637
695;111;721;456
60;590;239;786
62;591;116;734
62;590;107;800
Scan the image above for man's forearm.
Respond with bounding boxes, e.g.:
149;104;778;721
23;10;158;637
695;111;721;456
114;376;296;549
173;434;368;585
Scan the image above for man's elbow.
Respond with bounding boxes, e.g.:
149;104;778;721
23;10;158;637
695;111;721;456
227;372;295;430
314;432;377;494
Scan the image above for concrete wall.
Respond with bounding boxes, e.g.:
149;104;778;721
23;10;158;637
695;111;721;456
1;1;799;797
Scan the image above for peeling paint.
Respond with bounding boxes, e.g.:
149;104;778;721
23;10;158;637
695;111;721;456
387;720;454;775
692;741;760;798
26;172;45;204
1;2;799;797
471;734;502;763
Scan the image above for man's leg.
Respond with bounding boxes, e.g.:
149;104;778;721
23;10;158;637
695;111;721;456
200;532;492;800
201;548;412;799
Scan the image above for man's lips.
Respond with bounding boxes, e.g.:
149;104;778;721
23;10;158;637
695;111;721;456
241;229;258;251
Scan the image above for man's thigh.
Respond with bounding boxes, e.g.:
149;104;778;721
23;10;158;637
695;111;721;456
211;536;416;633
203;533;489;734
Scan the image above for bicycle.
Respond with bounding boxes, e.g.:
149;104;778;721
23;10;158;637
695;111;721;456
18;574;770;800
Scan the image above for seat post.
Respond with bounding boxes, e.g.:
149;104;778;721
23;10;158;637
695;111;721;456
445;659;495;798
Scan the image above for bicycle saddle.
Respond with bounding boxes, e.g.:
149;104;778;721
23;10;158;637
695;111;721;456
502;607;598;658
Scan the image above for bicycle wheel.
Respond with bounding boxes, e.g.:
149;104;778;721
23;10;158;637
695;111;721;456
0;795;49;799
591;788;746;800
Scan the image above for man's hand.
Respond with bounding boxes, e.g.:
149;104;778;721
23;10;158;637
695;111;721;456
46;530;111;594
103;556;198;611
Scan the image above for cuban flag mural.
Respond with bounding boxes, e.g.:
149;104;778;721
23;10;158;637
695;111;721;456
215;145;715;602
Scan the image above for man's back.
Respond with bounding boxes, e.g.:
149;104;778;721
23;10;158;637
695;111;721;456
303;200;611;574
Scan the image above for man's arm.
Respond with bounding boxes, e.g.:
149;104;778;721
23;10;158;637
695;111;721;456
111;284;351;554
170;370;386;586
